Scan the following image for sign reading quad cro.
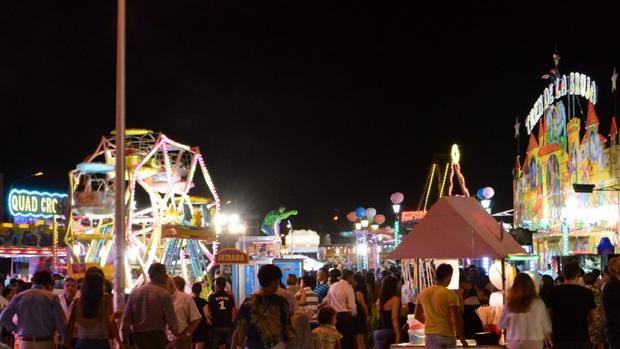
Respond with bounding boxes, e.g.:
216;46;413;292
8;189;67;218
525;72;597;134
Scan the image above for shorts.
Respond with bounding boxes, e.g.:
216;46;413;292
211;326;234;348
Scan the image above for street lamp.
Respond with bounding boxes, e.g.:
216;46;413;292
214;213;246;247
390;192;404;247
10;171;44;189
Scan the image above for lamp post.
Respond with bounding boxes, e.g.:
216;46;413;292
113;0;127;313
390;192;404;247
9;172;44;189
392;204;401;246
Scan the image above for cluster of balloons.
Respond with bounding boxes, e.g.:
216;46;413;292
347;207;386;225
476;187;495;200
345;192;404;226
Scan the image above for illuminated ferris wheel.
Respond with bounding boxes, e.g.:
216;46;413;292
66;129;220;289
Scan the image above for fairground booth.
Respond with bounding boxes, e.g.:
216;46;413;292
2;187;67;278
513;69;620;272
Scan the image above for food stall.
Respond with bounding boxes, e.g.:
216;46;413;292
390;196;525;348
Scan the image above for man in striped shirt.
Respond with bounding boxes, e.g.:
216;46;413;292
297;274;319;322
314;267;329;304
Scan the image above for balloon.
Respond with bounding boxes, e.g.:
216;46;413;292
355;207;366;218
366;207;377;220
483;187;495;199
390;192;404;204
346;212;357;223
374;214;386;225
489;260;517;291
476;188;485;200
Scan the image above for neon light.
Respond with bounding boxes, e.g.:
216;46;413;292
447;144;470;196
393;220;400;247
400;210;427;222
561;221;570;255
423;164;436;211
525;72;597;134
439;163;449;198
8;189;67;218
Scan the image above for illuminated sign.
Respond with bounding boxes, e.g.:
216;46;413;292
215;248;249;264
8;189;67;218
525;72;597;134
400;210;427;222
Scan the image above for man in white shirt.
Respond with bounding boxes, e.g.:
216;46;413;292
59;278;77;319
325;270;357;349
168;277;202;349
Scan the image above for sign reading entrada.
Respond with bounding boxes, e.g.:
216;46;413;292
525;72;597;135
8;189;67;218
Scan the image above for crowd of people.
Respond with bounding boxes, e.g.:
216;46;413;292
0;257;615;349
496;258;620;349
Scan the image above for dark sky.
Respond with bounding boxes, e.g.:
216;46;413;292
2;2;620;232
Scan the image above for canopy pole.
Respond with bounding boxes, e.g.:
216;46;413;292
501;257;506;303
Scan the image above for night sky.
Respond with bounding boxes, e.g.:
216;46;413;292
2;2;620;232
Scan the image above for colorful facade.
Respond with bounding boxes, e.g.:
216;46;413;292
514;99;620;267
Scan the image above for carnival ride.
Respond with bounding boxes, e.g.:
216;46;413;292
65;129;220;289
402;144;471;226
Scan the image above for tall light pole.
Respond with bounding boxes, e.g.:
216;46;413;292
9;172;44;189
390;192;404;247
113;0;127;312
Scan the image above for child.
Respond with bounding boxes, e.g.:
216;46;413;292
311;306;342;349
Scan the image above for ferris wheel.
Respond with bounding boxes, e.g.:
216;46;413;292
66;129;221;289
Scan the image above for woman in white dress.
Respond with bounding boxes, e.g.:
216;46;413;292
498;273;552;349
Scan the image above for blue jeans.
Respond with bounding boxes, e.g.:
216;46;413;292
75;338;110;349
373;328;396;349
424;334;456;349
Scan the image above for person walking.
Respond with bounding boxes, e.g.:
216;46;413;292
603;257;620;349
583;273;606;349
414;264;468;349
373;276;401;349
353;273;369;349
207;277;236;349
121;263;179;349
286;274;300;296
59;278;78;319
65;268;120;349
233;264;291;349
538;275;554;307
458;275;483;339
315;268;330;304
497;273;552;349
190;283;209;349
0;270;66;349
169;277;202;349
312;306;342;349
297;274;319;324
325;270;357;349
547;262;596;349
